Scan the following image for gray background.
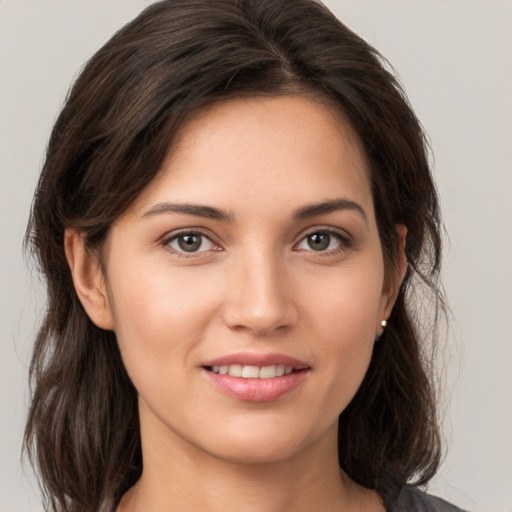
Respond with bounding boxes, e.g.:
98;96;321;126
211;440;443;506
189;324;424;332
1;1;511;511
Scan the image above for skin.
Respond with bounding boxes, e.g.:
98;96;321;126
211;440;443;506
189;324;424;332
65;95;405;512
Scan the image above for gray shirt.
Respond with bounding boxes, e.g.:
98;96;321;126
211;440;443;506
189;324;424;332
392;486;468;511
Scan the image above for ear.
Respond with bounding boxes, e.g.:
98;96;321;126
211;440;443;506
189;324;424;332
64;229;115;330
377;224;408;334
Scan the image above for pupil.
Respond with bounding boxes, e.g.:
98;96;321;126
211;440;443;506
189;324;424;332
308;233;330;251
178;234;201;252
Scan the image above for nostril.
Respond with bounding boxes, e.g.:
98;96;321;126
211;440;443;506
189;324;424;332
222;303;297;336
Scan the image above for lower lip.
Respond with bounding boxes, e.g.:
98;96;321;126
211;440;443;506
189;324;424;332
203;369;309;402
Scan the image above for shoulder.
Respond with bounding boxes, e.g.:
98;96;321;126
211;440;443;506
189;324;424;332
390;486;469;512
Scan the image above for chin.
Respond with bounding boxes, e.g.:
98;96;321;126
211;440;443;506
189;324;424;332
191;415;332;466
206;438;306;465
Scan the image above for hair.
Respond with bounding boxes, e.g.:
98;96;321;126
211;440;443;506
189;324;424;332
24;1;445;511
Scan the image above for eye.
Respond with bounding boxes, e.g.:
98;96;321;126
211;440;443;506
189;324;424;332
295;230;348;252
166;232;216;254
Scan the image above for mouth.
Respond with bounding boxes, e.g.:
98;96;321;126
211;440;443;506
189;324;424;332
201;353;310;402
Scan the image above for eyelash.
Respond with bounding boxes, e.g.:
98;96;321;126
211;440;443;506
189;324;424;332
161;227;352;258
161;229;220;258
294;228;352;256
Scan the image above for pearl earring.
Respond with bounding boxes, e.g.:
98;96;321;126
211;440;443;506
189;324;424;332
375;320;387;342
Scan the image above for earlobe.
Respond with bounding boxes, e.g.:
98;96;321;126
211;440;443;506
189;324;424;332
64;229;114;330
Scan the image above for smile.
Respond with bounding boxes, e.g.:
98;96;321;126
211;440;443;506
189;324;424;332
207;364;294;379
202;353;310;402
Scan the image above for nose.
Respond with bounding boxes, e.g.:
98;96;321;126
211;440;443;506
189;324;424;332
221;250;298;336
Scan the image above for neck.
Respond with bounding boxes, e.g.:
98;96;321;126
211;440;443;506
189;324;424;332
118;416;382;512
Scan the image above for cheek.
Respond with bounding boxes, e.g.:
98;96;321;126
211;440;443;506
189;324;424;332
107;263;220;378
303;262;384;406
307;260;384;343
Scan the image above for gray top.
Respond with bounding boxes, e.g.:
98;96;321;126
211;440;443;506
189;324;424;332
392;486;468;512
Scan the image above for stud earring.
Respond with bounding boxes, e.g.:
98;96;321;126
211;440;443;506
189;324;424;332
375;319;387;341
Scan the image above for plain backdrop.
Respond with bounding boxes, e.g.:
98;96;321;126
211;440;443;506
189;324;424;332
1;1;511;511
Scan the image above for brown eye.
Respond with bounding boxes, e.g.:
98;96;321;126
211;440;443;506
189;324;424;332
306;232;331;251
167;232;215;254
295;229;349;253
178;234;202;252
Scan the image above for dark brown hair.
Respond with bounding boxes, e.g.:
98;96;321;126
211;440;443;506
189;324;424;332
24;1;445;510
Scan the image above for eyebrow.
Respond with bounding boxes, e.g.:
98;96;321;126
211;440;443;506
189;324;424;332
141;198;367;225
294;198;368;225
141;202;234;222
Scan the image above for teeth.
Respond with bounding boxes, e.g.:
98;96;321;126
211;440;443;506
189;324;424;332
228;364;242;377
210;364;295;379
241;365;259;378
259;365;277;378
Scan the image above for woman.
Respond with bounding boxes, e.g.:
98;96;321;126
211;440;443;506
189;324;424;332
24;1;465;511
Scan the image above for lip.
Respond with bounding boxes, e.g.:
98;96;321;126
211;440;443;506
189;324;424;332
202;352;309;369
201;352;310;402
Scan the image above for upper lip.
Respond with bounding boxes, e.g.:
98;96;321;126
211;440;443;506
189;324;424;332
202;352;310;369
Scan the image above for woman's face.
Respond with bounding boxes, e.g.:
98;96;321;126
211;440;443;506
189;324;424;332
98;96;398;464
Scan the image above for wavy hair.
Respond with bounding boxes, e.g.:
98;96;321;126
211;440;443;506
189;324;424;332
24;1;445;510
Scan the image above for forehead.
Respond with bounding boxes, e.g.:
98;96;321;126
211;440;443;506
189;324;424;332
130;95;373;220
